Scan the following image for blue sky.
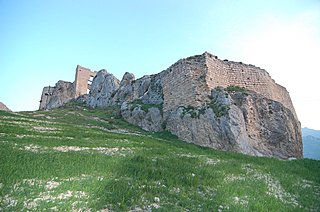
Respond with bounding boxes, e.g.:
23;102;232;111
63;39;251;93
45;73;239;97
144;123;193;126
0;0;319;129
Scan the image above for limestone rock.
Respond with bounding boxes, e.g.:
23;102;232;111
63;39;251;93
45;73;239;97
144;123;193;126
41;80;75;110
112;73;163;106
120;72;135;87
87;70;120;108
37;52;302;160
121;101;164;132
0;102;11;112
165;88;302;159
112;72;135;103
140;74;163;105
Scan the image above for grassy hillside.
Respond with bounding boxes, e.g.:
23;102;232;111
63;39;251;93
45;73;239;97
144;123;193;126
0;103;319;211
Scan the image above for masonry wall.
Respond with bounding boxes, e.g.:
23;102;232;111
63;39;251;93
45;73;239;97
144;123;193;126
162;52;297;120
74;65;96;98
204;53;297;119
162;55;209;112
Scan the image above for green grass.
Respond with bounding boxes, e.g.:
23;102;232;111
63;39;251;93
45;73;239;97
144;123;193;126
0;104;319;211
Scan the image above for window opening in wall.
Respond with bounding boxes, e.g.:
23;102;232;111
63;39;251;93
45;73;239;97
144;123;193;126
88;76;94;85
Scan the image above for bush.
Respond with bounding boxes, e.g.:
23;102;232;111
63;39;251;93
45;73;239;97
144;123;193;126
225;85;247;93
208;99;230;118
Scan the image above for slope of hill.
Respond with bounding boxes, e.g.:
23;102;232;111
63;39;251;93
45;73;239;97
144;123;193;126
0;103;319;211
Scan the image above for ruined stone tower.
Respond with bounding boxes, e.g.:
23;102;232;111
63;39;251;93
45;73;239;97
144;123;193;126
39;65;96;110
162;52;297;120
74;65;96;98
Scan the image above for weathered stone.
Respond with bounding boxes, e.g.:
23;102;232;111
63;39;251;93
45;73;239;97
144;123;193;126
74;65;96;98
40;65;95;110
141;74;163;105
112;73;160;105
37;52;302;159
132;75;152;99
112;72;135;103
40;80;75;110
0;102;11;112
87;70;120;108
165;88;302;159
120;72;135;87
121;101;164;132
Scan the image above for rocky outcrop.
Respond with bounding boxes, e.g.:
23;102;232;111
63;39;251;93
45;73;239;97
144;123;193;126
38;52;302;159
0;102;11;112
121;87;302;159
86;69;164;108
165;88;302;159
121;101;163;132
39;81;75;110
87;70;120;108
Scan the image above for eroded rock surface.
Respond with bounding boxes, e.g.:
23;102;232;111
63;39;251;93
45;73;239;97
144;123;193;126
38;52;302;159
165;88;302;159
40;81;75;110
87;70;120;108
0;102;11;112
121;101;163;132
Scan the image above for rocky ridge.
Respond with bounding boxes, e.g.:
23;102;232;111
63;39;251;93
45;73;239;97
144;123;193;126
39;52;302;159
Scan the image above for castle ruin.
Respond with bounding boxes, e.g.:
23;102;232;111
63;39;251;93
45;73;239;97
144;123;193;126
74;65;96;98
39;65;96;110
162;52;297;119
38;52;302;159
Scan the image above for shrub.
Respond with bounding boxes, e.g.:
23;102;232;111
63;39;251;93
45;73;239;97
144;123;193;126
208;99;230;118
225;85;247;93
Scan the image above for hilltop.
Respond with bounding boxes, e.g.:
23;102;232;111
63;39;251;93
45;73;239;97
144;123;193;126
0;103;319;211
38;52;302;159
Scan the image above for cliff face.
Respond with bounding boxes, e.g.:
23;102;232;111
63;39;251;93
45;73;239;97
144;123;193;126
38;52;302;159
39;81;75;110
165;88;302;159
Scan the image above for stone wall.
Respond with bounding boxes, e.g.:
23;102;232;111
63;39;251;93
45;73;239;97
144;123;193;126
40;65;96;110
161;52;297;120
74;65;96;98
162;55;209;112
39;52;297;121
204;52;297;119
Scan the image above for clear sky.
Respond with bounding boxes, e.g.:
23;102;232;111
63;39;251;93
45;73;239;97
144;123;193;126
0;0;319;129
